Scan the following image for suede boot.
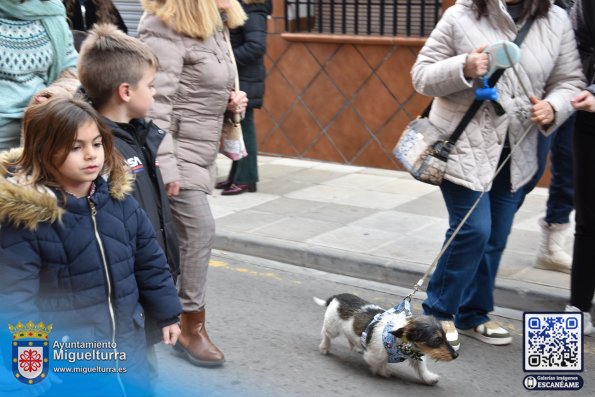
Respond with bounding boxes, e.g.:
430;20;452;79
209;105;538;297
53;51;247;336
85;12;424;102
175;309;225;366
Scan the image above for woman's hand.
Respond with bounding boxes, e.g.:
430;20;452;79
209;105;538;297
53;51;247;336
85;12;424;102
463;45;489;79
162;323;181;345
227;90;248;114
571;90;595;112
530;96;555;127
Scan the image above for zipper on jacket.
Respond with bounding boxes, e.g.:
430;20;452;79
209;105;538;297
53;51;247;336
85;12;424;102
88;198;127;397
87;198;117;343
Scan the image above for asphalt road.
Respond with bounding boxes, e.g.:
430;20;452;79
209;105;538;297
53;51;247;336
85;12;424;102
152;251;595;397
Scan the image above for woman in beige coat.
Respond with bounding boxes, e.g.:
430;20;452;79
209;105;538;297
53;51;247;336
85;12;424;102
411;0;584;350
139;0;247;366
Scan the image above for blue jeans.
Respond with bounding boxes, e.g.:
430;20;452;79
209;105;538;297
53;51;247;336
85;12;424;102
523;114;575;224
545;115;575;224
423;149;526;329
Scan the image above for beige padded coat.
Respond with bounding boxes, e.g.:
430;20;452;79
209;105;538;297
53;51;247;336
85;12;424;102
411;0;584;192
138;13;235;193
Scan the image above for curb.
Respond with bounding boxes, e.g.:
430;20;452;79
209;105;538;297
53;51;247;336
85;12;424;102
214;231;570;313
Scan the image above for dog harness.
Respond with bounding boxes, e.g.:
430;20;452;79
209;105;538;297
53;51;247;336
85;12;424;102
360;300;423;363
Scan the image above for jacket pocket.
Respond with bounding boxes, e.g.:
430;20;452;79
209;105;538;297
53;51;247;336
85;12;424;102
176;114;222;167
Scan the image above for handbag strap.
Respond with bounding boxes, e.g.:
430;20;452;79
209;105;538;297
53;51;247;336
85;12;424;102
418;17;535;146
224;28;240;93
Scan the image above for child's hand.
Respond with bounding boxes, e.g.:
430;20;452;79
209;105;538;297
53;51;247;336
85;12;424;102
165;181;180;197
162;323;181;345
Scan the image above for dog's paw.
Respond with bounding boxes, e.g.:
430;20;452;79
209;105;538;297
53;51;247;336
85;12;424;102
319;346;329;355
377;369;391;378
421;372;440;385
369;366;390;378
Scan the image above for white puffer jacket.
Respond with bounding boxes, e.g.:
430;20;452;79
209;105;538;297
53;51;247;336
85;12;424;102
411;0;584;191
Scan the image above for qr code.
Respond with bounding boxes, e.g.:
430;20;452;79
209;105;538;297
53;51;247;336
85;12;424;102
524;313;583;372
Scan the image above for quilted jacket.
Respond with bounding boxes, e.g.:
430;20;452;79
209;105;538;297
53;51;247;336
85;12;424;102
138;13;236;193
230;0;273;109
0;149;181;380
411;0;584;191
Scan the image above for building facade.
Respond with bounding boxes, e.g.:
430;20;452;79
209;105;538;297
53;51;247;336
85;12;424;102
113;0;551;185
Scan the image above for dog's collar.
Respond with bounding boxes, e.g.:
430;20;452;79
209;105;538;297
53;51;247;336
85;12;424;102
381;317;424;363
394;342;424;361
360;300;424;363
360;299;414;351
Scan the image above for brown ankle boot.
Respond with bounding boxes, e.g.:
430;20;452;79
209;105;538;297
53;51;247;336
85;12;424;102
176;309;225;366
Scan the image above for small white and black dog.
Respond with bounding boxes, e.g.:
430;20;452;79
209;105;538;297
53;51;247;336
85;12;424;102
314;293;458;385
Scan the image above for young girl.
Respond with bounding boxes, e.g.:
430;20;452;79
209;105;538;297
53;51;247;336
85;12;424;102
0;97;181;395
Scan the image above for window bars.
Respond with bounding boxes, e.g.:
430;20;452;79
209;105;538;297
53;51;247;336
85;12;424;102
284;0;442;37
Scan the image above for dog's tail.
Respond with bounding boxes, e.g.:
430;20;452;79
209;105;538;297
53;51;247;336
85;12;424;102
313;296;328;307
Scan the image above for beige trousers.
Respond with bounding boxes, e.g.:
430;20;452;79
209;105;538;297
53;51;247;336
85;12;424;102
168;190;215;311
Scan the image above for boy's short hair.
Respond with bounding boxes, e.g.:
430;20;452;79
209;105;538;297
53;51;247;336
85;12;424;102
78;24;159;109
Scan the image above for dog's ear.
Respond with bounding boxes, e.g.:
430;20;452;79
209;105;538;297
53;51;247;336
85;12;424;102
391;327;406;339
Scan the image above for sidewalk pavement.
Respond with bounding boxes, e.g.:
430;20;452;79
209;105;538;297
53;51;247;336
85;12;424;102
211;154;575;313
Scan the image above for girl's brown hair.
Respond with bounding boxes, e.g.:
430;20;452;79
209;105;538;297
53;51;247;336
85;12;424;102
17;97;123;192
472;0;551;20
142;0;247;39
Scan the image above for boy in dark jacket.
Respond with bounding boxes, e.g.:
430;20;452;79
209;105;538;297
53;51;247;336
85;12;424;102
76;24;180;346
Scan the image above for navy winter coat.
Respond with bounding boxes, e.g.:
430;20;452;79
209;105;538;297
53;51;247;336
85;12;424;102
104;117;180;278
103;116;181;345
230;0;272;108
0;149;181;390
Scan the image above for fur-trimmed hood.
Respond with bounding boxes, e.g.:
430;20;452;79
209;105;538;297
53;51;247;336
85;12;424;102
0;148;132;230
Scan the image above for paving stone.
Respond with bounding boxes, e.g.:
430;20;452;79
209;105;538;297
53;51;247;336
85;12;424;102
252;217;341;241
215;210;283;233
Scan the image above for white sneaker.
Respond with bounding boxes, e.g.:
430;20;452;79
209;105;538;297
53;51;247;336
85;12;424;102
565;305;593;336
440;320;460;351
458;320;512;345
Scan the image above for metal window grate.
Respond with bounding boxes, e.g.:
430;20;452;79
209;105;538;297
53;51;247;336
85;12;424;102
285;0;442;36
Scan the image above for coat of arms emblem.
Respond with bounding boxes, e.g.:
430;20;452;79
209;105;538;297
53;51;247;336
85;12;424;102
9;321;52;385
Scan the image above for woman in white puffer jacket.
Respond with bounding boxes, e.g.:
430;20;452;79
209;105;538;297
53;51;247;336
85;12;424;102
411;0;584;349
